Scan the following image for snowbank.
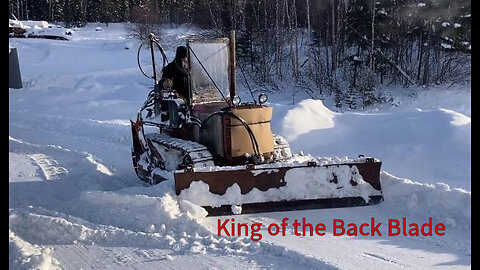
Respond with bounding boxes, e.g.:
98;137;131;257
273;99;471;190
9;152;44;182
9;200;337;269
9;230;60;270
282;99;335;141
381;172;471;229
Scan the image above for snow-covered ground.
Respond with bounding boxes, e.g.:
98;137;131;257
9;23;470;269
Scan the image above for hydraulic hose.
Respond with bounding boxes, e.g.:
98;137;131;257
137;34;169;81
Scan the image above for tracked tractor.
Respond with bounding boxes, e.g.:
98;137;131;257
131;32;383;215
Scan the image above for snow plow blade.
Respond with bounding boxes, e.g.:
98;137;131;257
203;196;384;216
175;158;383;216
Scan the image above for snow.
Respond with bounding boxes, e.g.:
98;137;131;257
381;172;470;230
282;99;335;141
9;230;60;270
9;152;44;182
441;43;453;49
271;99;471;191
18;20;51;28
231;204;243;215
9;23;470;269
377;9;388;15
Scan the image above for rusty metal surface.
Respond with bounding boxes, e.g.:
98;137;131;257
176;166;289;195
356;160;382;190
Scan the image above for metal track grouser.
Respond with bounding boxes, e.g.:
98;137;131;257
131;31;383;215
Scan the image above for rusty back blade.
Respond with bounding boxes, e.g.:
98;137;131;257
174;159;383;216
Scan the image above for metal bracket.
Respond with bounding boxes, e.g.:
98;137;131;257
185;165;194;172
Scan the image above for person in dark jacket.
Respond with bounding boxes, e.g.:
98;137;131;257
161;46;190;102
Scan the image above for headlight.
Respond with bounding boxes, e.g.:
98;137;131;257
258;93;268;104
232;95;242;106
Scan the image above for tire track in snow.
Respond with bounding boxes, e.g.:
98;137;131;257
86;154;114;176
9;135;132;214
27;153;68;180
9;110;132;149
9;111;133;178
9;135;120;180
362;252;407;268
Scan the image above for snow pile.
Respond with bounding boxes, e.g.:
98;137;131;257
9;200;337;269
274;98;471;190
28;153;68;180
9;230;60;270
9;152;44;182
383;86;471;117
231;204;242;214
178;199;209;219
25;26;72;39
281;99;335;141
381;172;471;229
71;189;206;234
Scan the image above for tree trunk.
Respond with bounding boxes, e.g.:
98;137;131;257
422;42;431;85
305;0;312;75
417;32;424;82
330;0;337;71
352;45;360;88
369;0;375;72
306;0;311;35
292;0;299;80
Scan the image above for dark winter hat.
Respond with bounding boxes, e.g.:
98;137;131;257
176;46;188;59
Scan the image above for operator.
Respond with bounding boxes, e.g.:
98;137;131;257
161;46;190;103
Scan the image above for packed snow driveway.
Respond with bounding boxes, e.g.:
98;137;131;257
9;24;470;269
